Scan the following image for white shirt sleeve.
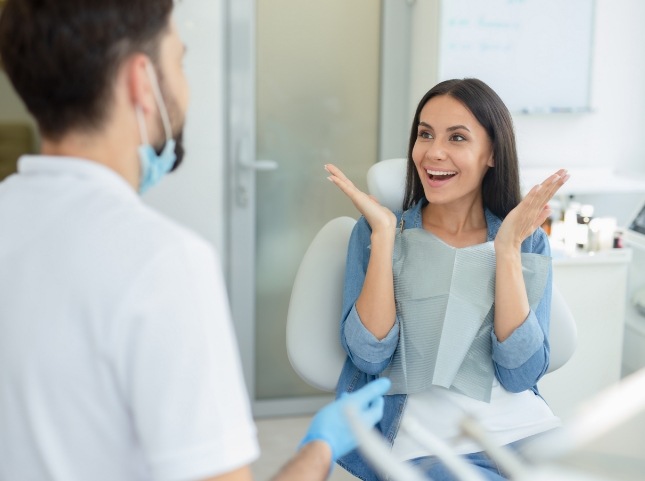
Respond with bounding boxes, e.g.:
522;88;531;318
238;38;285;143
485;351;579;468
109;235;259;481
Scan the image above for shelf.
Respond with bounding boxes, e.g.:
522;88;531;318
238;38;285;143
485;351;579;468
551;246;633;266
520;167;645;196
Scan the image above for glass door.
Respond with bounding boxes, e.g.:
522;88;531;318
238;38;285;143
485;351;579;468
226;0;402;416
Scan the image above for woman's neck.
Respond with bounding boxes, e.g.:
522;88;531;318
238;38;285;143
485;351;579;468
421;198;488;247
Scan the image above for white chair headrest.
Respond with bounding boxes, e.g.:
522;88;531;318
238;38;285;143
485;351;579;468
366;158;407;212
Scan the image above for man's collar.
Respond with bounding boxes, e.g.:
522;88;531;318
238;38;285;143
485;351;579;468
17;155;139;201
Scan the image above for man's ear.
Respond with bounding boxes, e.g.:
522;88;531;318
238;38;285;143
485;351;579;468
126;54;156;114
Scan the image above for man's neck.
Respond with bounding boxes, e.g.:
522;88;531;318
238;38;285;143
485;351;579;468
40;129;139;191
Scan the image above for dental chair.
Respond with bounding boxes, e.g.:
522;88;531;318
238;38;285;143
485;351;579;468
287;157;578;393
286;158;580;480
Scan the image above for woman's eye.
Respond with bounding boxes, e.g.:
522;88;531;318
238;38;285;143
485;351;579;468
451;134;466;142
418;131;433;139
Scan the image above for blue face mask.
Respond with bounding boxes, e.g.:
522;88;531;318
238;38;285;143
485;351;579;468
136;63;177;194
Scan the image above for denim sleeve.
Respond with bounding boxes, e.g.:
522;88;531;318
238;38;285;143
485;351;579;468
340;216;399;375
491;228;552;393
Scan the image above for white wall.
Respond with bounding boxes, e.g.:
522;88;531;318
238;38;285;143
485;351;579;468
409;0;645;177
142;1;227;254
513;0;645;175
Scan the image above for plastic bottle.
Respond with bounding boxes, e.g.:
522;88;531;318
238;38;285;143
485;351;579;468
563;197;580;254
576;204;594;250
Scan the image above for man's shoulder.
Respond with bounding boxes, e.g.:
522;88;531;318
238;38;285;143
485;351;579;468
118;204;217;273
81;197;217;288
135;204;210;251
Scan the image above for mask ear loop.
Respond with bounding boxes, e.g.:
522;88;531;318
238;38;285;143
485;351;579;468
144;62;173;142
134;105;149;145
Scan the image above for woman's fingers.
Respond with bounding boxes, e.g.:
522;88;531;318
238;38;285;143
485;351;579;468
325;163;397;231
325;164;362;199
536;204;552;229
499;169;570;245
537;169;569;203
325;164;364;197
526;169;569;213
325;163;355;187
325;163;373;210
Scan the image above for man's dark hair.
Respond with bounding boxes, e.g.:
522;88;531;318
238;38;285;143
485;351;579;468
403;78;522;219
0;0;173;140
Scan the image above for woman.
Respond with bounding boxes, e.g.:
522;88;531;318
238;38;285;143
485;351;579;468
325;78;569;481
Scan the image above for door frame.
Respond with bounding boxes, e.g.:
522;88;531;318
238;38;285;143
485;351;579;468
223;0;412;417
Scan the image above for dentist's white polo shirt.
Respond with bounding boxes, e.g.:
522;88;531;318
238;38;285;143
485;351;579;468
0;156;259;481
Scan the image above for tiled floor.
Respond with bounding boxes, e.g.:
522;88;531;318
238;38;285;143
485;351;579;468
251;415;356;481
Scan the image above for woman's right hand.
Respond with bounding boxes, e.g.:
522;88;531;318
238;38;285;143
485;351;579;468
325;164;397;233
327;163;397;341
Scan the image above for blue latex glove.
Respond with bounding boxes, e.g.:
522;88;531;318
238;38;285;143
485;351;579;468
300;377;391;462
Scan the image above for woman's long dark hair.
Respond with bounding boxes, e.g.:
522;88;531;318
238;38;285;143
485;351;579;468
402;78;521;219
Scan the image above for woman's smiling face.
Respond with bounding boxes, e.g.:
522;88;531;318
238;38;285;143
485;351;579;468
412;94;494;208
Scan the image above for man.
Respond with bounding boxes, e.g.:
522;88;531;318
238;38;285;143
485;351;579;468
0;1;390;480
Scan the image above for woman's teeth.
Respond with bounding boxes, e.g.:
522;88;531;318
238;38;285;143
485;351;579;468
427;170;457;180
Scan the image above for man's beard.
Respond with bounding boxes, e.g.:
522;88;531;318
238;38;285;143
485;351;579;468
153;128;185;172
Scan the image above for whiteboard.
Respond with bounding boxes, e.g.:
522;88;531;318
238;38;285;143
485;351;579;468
438;0;594;114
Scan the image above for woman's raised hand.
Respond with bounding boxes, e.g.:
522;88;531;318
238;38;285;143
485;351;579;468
325;164;397;233
495;169;569;250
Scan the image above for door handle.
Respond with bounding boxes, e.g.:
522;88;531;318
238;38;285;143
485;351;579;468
235;159;278;206
233;139;280;207
239;159;279;171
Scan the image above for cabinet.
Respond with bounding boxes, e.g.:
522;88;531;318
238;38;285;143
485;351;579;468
521;167;645;420
622;229;645;376
538;249;632;421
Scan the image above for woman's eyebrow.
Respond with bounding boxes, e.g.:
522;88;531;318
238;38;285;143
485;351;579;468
447;124;471;132
417;121;471;133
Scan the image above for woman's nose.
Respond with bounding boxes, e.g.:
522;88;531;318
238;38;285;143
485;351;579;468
426;138;447;160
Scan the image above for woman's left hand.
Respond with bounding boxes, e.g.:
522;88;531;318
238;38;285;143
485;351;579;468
495;169;569;250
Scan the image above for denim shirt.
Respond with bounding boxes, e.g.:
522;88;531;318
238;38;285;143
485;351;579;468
336;199;553;481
